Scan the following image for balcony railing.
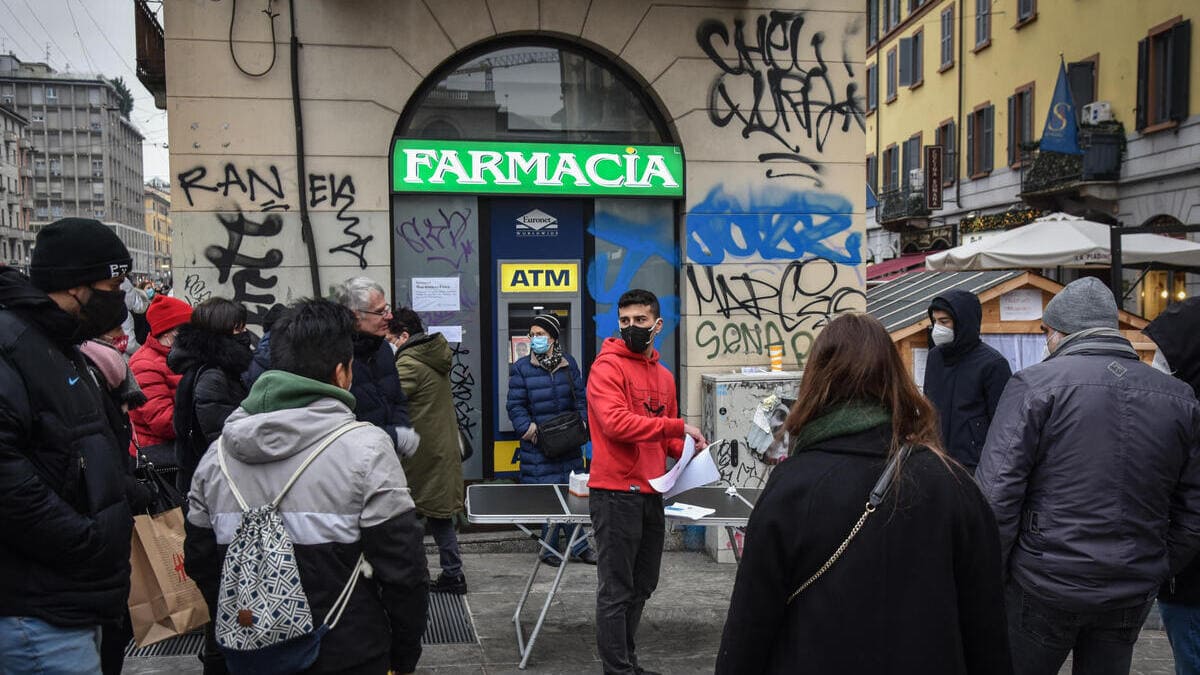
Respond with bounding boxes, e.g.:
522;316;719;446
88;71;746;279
875;185;931;225
134;0;167;108
1020;126;1123;196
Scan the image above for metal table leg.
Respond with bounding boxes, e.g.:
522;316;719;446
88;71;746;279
725;526;745;563
513;522;581;670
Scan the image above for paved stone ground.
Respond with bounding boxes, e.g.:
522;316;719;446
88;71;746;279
124;547;1179;674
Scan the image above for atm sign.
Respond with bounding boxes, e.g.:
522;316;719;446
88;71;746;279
500;262;578;293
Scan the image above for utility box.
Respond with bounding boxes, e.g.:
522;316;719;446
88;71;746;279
700;372;803;563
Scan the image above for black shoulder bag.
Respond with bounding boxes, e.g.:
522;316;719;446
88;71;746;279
536;367;589;460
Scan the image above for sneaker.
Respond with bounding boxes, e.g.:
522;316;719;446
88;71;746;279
570;549;599;565
539;555;561;568
430;572;468;595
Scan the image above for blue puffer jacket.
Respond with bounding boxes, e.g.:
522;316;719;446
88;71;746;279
506;352;586;483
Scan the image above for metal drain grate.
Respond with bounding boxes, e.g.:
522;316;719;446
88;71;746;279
125;630;205;658
423;592;478;645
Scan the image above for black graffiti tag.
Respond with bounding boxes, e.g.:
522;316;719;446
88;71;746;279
697;11;864;180
396;208;475;271
449;343;478;440
310;173;373;269
177;163;290;210
205;209;284;315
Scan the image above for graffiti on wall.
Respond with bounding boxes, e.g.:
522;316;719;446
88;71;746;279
310;173;372;269
697;10;865;182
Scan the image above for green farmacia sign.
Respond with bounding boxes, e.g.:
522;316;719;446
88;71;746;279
391;140;684;197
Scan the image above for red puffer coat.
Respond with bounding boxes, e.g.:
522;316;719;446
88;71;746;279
128;337;181;453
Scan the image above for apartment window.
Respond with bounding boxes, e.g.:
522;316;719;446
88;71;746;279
33;159;45;175
866;64;878;112
900;29;924;87
94;208;105;219
940;7;955;70
867;154;878;195
49;159;61;177
45;86;57;101
935;119;957;185
1137;18;1192;132
868;0;880;47
883;145;900;191
902;133;922;190
1008;83;1035;166
1017;0;1037;26
92;159;104;177
967;103;995;177
975;0;991;49
35;207;47;219
890;0;901;29
908;0;925;11
51;206;62;218
886;48;898;102
30;113;44;124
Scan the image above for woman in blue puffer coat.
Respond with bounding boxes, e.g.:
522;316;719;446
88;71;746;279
506;313;596;566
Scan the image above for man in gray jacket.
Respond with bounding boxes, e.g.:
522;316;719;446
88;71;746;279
977;277;1200;675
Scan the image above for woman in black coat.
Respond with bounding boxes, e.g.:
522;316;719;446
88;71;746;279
716;313;1011;675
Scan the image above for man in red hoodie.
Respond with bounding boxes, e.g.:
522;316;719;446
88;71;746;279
587;289;707;675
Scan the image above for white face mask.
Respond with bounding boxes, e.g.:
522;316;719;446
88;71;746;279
1151;350;1174;375
931;324;955;346
1042;330;1064;360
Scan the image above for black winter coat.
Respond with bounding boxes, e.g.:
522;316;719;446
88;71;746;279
716;424;1011;675
168;324;252;494
923;289;1012;468
350;334;414;455
0;268;134;627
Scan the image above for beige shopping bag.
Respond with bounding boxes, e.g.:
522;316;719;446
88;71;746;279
127;508;210;647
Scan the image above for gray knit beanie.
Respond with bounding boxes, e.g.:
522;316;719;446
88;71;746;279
1042;277;1119;334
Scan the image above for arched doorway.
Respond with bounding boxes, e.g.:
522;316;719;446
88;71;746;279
390;38;680;479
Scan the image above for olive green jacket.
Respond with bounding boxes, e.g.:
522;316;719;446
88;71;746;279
394;332;463;518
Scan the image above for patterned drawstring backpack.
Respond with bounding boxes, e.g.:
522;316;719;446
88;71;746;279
214;421;371;675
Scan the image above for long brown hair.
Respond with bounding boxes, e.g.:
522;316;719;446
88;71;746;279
784;313;944;459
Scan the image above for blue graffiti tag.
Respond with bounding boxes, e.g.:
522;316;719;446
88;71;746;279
686;185;862;265
586;211;680;365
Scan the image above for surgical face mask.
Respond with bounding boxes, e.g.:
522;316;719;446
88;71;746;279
1042;330;1064;360
145;288;155;300
931;324;954;346
530;335;551;354
620;320;660;354
1152;350;1174;375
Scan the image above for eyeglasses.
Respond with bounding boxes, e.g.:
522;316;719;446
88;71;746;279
359;303;391;317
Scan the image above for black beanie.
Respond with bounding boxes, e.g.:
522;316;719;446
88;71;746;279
531;313;561;339
30;218;132;292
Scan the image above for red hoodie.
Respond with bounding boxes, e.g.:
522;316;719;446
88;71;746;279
587;337;685;493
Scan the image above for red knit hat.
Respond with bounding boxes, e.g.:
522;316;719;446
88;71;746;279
146;295;192;337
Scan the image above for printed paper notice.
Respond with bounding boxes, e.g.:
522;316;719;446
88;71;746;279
429;325;463;343
912;347;928;392
649;436;721;500
1000;289;1043;321
412;277;460;312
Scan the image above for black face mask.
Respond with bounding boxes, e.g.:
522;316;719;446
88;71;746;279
620;323;657;354
73;287;128;341
232;332;252;348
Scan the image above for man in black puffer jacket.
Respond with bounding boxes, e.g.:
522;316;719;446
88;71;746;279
923;289;1012;472
0;219;137;673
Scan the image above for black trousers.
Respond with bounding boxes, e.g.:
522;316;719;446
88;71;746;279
589;489;665;675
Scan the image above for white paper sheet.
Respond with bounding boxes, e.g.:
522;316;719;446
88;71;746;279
649;436;722;500
429;325;463;343
1000;288;1043;321
411;277;460;312
664;502;716;520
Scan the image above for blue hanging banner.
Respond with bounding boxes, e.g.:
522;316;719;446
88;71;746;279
1041;60;1083;155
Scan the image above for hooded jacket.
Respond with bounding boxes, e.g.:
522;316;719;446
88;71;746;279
129;332;181;450
506;350;587;483
1145;298;1200;606
0;267;134;627
586;337;684;493
717;422;1010;675
977;331;1200;612
350;333;419;458
168;324;253;494
184;370;429;674
923;290;1013;468
393;332;463;518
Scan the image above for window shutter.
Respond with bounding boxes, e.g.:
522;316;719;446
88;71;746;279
891;149;900;190
1022;93;1033;144
1007;95;1016;166
899;37;913;87
1169;20;1192;123
967;113;975;176
984;106;995;171
948;121;957;181
1068;61;1096;121
1136;37;1149;130
914;32;922;82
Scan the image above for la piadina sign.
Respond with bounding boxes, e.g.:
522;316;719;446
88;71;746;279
392;140;684;197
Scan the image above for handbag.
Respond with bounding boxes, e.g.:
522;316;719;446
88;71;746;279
786;444;913;605
536;367;589;460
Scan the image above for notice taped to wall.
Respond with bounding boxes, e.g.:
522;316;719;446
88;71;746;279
412;277;460;312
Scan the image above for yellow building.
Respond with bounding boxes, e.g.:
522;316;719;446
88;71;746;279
143;179;171;280
865;0;1198;317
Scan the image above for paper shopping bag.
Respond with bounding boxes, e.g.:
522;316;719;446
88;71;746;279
128;508;210;647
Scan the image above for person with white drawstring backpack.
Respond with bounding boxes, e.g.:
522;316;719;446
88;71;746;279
183;299;429;675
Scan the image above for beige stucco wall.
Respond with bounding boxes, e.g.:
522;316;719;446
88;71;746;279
165;0;865;432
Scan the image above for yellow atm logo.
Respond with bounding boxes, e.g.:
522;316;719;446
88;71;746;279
500;262;578;293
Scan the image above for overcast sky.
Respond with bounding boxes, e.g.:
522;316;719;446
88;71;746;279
0;0;169;181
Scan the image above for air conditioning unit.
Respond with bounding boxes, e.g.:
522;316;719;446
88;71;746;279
1082;101;1113;124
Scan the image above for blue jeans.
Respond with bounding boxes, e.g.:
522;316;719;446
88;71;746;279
1006;581;1153;675
539;522;590;560
1160;601;1200;675
0;616;102;675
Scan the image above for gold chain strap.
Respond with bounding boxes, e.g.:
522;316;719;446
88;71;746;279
786;501;876;605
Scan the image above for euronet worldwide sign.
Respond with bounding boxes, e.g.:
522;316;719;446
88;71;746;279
392;140;684;197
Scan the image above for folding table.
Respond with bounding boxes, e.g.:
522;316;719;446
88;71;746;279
465;483;761;669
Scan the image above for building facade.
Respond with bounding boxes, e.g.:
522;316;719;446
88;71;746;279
147;0;867;478
0;104;32;270
864;0;1198;317
0;55;148;268
144;177;172;279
